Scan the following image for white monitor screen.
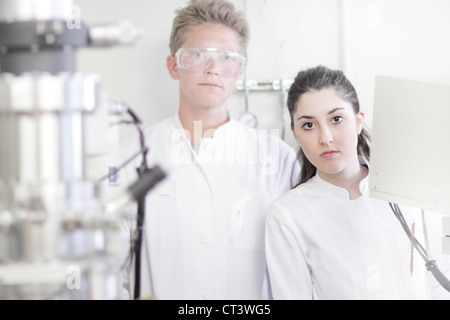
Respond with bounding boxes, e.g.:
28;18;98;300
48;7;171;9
369;76;450;217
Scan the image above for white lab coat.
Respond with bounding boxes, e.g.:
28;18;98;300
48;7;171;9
266;172;450;300
119;113;299;300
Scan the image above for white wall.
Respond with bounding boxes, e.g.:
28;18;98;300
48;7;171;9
74;0;450;149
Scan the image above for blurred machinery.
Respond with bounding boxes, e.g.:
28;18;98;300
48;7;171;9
0;0;164;299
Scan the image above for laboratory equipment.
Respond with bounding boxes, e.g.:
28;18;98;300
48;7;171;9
369;75;450;290
370;76;450;217
236;79;293;132
0;0;164;299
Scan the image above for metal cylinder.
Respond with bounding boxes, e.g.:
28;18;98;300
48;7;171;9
0;72;100;266
0;0;138;300
0;72;99;191
0;69;126;300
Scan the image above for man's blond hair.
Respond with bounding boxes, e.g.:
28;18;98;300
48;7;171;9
169;0;250;56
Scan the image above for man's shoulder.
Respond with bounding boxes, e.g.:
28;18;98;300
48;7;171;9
145;116;176;132
120;116;175;151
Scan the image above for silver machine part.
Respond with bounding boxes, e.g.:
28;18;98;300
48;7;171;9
0;0;141;299
89;20;143;47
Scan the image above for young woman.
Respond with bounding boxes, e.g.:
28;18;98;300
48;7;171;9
265;65;450;299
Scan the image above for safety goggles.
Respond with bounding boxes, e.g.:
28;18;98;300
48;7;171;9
175;46;247;77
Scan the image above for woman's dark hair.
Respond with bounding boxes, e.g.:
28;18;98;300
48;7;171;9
287;65;371;186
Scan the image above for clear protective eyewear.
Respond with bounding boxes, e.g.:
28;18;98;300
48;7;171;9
175;46;247;77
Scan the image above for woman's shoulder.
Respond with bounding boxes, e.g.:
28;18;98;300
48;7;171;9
267;183;320;231
270;181;316;212
277;175;323;198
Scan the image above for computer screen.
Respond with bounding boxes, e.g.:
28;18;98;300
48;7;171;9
369;76;450;217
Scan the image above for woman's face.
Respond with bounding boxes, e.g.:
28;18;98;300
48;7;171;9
292;88;364;181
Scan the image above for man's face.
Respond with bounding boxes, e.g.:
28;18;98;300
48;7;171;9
168;23;244;112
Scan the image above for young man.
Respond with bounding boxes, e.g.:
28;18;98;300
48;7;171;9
120;0;299;300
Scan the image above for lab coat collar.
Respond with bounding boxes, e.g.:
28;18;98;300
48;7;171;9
173;111;238;140
310;156;370;200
